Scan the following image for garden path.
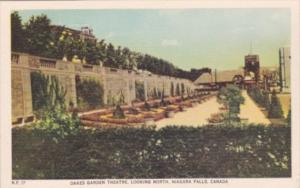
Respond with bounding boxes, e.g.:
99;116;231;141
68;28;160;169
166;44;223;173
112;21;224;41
239;90;271;125
155;96;222;128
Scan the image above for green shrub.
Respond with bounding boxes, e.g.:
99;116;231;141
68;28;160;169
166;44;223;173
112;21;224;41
268;90;284;118
135;81;145;101
112;105;125;119
76;77;104;110
218;85;245;123
12;125;291;179
31;106;81;143
31;72;66;115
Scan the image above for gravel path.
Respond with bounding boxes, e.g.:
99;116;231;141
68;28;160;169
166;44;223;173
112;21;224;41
239;90;271;125
155;96;222;129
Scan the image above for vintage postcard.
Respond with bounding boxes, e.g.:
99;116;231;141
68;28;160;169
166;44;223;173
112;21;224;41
0;0;299;188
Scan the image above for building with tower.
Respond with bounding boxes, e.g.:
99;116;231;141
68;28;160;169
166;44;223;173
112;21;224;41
244;54;260;82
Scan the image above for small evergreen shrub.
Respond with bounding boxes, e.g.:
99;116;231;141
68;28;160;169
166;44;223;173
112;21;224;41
112;105;125;119
268;90;284;118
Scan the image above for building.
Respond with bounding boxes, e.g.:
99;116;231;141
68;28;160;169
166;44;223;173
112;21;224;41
80;26;96;42
194;52;281;91
279;47;291;93
51;25;97;43
244;54;260;82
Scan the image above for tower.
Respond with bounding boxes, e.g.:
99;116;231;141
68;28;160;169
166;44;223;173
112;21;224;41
244;54;260;82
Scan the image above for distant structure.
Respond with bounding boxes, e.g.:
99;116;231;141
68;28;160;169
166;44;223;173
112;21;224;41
244;54;260;82
51;25;97;43
279;47;291;93
80;26;96;42
194;52;279;91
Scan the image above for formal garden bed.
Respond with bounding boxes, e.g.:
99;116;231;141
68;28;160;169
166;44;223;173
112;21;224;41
80;95;214;127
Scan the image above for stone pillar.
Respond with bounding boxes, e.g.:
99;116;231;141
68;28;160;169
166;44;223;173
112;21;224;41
144;78;148;101
102;68;108;105
22;69;33;117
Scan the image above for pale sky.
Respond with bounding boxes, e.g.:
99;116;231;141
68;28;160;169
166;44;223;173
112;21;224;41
18;9;290;71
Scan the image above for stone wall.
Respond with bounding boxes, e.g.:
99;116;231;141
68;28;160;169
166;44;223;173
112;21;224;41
11;52;196;123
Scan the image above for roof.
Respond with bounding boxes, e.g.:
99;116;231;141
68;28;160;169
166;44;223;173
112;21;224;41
194;69;244;84
194;72;213;84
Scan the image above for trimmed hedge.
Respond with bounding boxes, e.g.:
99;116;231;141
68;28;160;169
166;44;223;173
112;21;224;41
12;125;291;179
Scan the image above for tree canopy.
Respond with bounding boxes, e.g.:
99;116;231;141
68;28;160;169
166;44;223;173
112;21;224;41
11;12;210;80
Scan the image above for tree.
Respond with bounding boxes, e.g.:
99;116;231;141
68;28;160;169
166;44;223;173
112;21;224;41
85;40;101;65
24;14;53;57
218;85;245;124
268;90;284;118
11;11;26;52
105;43;117;68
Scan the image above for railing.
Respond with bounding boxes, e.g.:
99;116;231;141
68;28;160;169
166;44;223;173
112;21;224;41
11;53;20;64
82;64;93;72
110;68;118;72
39;59;56;68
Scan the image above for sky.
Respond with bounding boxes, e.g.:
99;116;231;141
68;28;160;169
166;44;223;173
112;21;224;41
18;9;290;71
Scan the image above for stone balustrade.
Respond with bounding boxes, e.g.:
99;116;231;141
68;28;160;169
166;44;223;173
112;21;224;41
11;52;196;124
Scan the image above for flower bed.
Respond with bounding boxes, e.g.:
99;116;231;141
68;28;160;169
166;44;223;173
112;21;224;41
80;94;216;127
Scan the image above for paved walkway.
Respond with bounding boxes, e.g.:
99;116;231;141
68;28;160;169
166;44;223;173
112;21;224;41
155;96;222;129
239;90;271;125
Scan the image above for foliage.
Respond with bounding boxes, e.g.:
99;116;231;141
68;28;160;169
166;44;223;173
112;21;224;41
218;85;245;123
247;87;270;110
31;72;66;115
24;14;55;58
11;12;26;52
30;72;81;144
31;106;81;143
268;90;284;118
11;12;211;80
112;105;125;119
75;77;104;110
12;125;291;179
135;81;145;101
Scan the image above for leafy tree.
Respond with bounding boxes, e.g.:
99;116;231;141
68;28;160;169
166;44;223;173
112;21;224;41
105;43;118;68
24;14;53;57
85;40;101;65
218;85;245;123
11;11;26;52
268;90;284;118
